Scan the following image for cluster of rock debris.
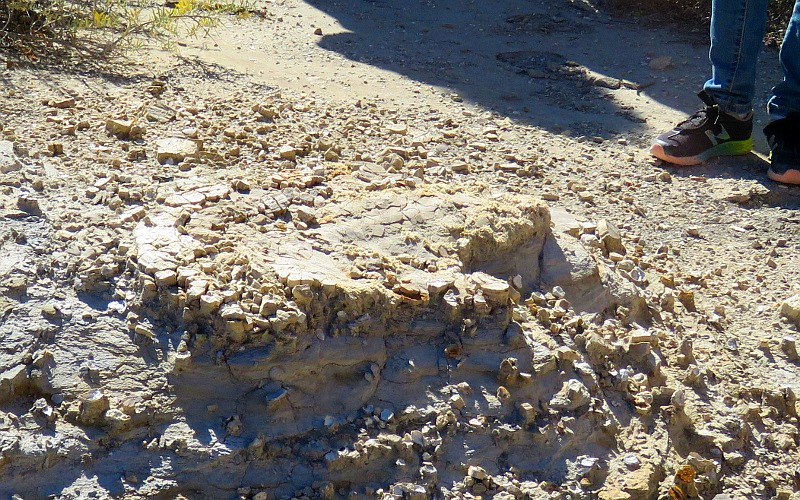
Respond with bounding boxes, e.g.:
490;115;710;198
1;57;800;500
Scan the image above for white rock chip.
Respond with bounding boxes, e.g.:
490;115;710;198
0;140;21;173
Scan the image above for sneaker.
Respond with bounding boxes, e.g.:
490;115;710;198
650;91;754;166
764;114;800;185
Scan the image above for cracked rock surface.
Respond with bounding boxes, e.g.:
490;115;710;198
2;0;800;498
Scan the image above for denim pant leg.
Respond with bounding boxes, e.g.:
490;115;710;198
703;0;769;114
767;0;800;118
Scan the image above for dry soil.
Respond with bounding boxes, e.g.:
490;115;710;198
1;0;800;499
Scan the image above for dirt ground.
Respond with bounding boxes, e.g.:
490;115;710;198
2;0;800;498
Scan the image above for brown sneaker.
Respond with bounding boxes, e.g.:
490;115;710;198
651;91;753;166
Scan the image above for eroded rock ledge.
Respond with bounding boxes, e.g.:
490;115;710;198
103;176;653;497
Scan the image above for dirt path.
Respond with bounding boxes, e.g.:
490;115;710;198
1;0;800;499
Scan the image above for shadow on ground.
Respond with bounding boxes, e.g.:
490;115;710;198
303;0;713;137
304;0;792;145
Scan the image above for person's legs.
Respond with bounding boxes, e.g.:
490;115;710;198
703;0;770;114
651;0;766;165
767;0;800;118
762;1;800;184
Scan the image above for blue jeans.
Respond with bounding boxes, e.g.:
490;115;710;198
703;0;800;119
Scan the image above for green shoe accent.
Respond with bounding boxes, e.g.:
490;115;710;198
695;137;753;162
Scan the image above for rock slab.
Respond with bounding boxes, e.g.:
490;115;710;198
780;295;800;325
156;138;199;163
0;140;21;173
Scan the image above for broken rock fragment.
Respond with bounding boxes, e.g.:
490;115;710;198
0;365;28;403
146;103;177;123
597;219;625;255
498;357;530;387
47;97;75;108
385;122;408;135
156;138;199;163
549;379;591;411
17;193;42;215
782;335;799;361
780;295;800;325
0;140;21;173
79;389;109;425
106;118;133;138
470;272;510;305
278;145;297;160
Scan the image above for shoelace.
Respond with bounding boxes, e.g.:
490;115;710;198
675;105;720;130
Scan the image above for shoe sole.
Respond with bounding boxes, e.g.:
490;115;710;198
768;167;800;185
650;138;753;166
